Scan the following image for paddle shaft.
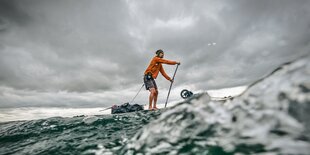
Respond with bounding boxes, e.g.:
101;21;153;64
165;64;179;108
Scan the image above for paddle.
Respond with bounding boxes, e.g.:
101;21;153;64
164;64;179;108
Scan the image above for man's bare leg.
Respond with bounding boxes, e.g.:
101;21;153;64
153;90;159;110
149;88;156;110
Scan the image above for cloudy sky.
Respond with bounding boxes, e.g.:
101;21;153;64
0;0;309;108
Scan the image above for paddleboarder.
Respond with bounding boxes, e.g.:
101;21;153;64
144;49;180;110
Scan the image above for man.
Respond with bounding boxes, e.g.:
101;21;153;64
144;49;180;110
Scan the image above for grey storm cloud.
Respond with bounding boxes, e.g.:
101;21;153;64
0;0;309;108
0;0;143;92
126;0;310;89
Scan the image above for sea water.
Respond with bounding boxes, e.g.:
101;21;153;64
0;55;309;155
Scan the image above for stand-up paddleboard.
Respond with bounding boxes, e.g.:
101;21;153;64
99;102;171;115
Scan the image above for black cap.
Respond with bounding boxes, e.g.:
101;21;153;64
156;49;164;56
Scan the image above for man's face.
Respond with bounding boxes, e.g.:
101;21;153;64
159;52;164;58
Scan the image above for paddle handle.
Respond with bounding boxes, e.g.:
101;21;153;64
165;64;179;108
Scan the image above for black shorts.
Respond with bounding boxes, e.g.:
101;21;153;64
143;75;157;90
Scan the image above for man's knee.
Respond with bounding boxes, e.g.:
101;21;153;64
149;88;156;95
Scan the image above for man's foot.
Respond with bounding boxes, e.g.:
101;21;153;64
153;107;159;110
148;106;153;110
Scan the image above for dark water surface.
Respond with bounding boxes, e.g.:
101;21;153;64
0;110;164;155
0;56;309;155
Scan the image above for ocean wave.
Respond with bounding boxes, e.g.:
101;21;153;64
0;55;309;155
117;55;310;155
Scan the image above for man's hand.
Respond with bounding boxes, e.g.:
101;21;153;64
176;62;181;65
170;79;174;83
